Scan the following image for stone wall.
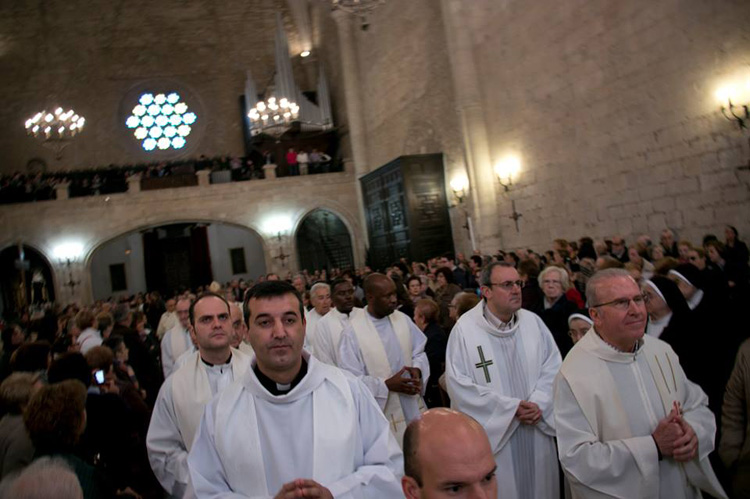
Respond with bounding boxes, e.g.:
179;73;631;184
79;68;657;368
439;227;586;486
354;0;750;253
0;0;343;173
0;171;363;304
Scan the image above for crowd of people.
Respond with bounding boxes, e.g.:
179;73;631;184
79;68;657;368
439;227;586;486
0;224;747;498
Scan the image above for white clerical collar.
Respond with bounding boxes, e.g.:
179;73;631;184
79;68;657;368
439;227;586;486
365;309;389;324
593;328;643;354
687;289;703;310
482;301;516;332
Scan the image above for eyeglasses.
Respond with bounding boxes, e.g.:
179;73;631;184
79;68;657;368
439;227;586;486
488;280;525;291
542;279;562;286
591;294;646;310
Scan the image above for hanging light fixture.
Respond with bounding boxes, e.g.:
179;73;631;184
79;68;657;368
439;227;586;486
248;96;300;138
24;107;86;159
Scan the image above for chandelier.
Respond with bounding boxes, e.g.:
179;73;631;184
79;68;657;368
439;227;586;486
25;107;86;159
248;97;300;138
331;0;386;17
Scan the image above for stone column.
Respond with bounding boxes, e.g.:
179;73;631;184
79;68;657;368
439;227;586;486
263;163;278;180
439;0;501;251
55;182;70;200
196;170;211;187
332;10;370;248
127;174;141;194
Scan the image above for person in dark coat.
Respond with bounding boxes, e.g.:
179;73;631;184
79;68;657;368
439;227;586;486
519;259;543;313
534;266;577;358
413;299;447;408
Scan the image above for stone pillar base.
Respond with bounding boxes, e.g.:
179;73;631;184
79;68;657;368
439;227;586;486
196;170;211;187
263;163;278;180
55;182;70;200
127;175;141;194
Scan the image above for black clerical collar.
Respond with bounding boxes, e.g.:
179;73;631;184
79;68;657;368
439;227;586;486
201;352;232;367
254;358;308;396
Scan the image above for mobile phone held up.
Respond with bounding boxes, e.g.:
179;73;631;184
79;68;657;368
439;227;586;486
94;369;105;385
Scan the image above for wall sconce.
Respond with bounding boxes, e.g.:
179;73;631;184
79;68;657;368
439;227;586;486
494;155;523;232
53;242;84;293
494;156;521;192
449;175;469;204
262;215;293;266
717;83;749;130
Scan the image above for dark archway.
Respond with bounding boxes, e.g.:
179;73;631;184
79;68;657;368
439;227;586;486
0;244;55;320
296;209;354;272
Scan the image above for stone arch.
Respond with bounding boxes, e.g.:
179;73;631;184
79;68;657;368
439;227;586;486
87;219;269;299
294;208;355;273
0;243;56;318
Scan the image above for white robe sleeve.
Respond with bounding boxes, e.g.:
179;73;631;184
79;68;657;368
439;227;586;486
326;377;405;498
310;319;336;366
337;325;390;409
161;331;175;379
146;377;191;497
526;319;562;436
554;375;660;498
445;324;522;453
188;398;249;499
407;319;430;395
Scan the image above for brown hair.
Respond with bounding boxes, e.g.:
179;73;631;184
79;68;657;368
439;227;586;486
84;345;114;372
24;380;87;452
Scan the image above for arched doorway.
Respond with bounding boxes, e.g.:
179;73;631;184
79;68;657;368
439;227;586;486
0;244;55;319
89;222;266;300
296;209;354;272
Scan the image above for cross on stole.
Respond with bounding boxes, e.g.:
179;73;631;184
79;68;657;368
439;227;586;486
475;346;494;383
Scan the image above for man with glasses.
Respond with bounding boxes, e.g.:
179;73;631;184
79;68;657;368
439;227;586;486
445;261;562;499
554;268;726;498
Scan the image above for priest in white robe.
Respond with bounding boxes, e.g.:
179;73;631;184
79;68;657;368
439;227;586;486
160;297;196;378
147;293;251;498
188;281;403;498
554;268;726;499
446;261;561;499
305;281;332;339
310;277;361;366
157;299;178;340
338;273;429;446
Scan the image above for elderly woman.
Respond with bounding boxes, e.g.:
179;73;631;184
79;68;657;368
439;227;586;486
536;265;578;357
433;267;462;331
628;246;655;280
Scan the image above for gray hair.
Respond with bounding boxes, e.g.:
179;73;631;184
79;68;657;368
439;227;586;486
585;268;633;306
0;457;83;499
112;303;130;323
310;282;330;295
479;261;514;287
538;266;569;290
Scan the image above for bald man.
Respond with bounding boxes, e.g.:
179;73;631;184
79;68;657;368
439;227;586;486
402;408;497;499
229;302;254;356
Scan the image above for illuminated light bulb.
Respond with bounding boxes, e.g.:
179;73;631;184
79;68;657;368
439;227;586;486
273;115;280;121
172;136;186;148
177;125;191;136
126;116;140;128
45;114;53;122
77;117;85;125
164;126;177;138
174;103;187;114
58;126;65;134
155;115;168;127
140;93;154;105
167;93;179;104
149;126;163;138
161;104;174;115
154;94;167;105
32;125;39;133
54;107;63;115
133;105;146;116
256;102;266;112
148;104;161;116
300;50;310;57
44;126;51;134
268;97;276;103
134;127;148;139
157;137;170;149
169;115;182;126
33;113;42;122
280;98;288;107
143;138;157;151
261;114;268;121
25;119;32;128
72;114;79;121
283;112;291;118
182;112;196;125
141;116;155;127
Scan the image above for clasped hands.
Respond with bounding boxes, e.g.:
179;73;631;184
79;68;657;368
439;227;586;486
515;400;542;426
385;367;422;395
274;479;333;499
652;401;698;462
